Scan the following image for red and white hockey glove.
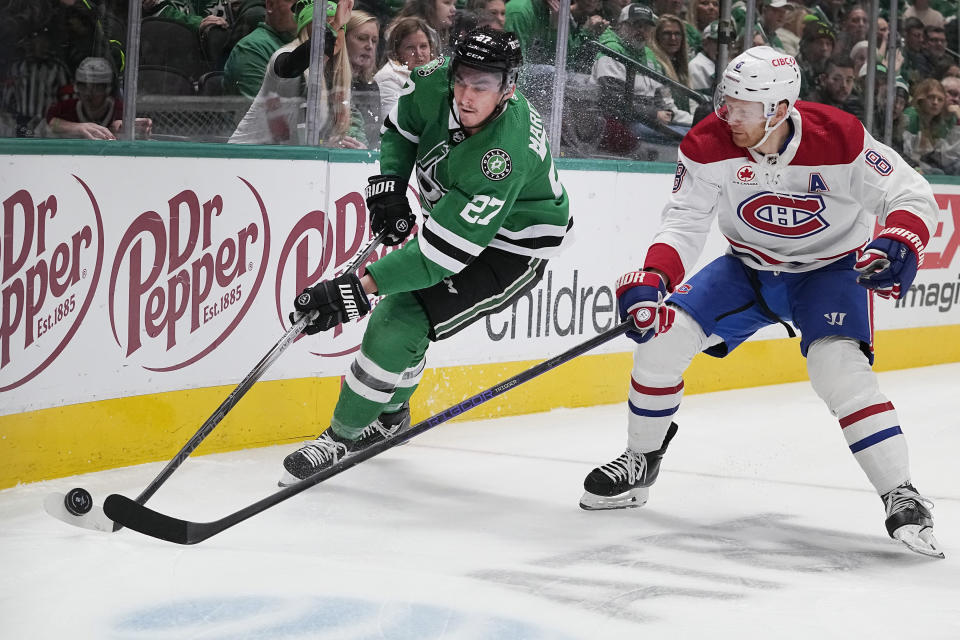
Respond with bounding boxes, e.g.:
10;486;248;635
855;227;924;300
616;270;675;344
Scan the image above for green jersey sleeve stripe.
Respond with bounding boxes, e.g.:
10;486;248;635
496;221;571;240
423;215;485;256
419;226;473;273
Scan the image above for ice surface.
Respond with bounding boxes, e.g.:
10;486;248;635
2;364;958;639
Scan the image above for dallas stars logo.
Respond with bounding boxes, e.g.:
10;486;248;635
481;148;512;181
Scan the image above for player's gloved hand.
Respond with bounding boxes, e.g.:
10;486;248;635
290;273;371;335
616;270;675;344
855;231;922;300
365;174;415;246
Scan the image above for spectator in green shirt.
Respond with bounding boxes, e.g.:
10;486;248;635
504;0;608;73
757;0;789;53
223;0;297;97
142;0;229;33
903;77;960;174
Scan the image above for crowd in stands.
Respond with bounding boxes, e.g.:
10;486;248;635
1;0;959;171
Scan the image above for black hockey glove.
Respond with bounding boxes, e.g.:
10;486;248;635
365;174;415;246
291;273;371;335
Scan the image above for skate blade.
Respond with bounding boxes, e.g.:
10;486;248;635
579;487;649;511
277;469;301;488
893;525;945;559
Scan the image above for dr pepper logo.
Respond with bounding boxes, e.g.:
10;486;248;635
276;189;412;357
108;178;269;371
1;176;104;391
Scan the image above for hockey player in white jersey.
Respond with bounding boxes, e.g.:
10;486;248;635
581;46;944;558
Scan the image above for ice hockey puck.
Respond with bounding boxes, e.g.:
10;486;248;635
64;487;93;516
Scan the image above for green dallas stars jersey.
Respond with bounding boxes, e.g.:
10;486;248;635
364;57;572;296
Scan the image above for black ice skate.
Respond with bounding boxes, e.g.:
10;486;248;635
351;402;411;451
881;482;944;559
278;405;412;487
279;429;351;486
580;422;679;510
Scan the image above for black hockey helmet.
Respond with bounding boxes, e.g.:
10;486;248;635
451;27;522;91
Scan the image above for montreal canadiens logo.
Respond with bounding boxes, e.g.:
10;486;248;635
481;148;512;181
736;165;756;182
737;192;828;238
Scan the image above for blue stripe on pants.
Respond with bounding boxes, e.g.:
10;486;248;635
628;401;679;418
849;426;903;454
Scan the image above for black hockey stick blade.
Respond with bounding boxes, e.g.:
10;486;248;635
104;320;633;545
46;231;385;535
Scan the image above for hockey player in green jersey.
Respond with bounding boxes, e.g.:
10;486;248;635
281;27;571;483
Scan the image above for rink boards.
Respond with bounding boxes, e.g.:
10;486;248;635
1;140;959;487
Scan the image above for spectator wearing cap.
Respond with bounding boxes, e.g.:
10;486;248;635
797;20;835;99
45;57;152;140
223;0;298;98
808;54;864;119
229;0;366;147
757;0;790;53
688;19;717;92
591;3;691;153
904;0;945;29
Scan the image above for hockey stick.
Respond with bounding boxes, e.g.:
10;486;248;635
44;231;387;533
103;320;634;544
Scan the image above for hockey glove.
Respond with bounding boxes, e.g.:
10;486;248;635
291;273;371;334
855;228;923;300
616;270;675;344
365;174;415;246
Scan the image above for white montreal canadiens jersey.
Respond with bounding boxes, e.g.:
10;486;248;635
657;101;939;275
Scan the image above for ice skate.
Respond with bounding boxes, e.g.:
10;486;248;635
580;422;678;510
881;483;944;559
278;405;412;487
278;429;351;486
351;402;411;451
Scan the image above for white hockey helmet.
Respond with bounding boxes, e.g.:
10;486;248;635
715;46;800;119
75;57;114;84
